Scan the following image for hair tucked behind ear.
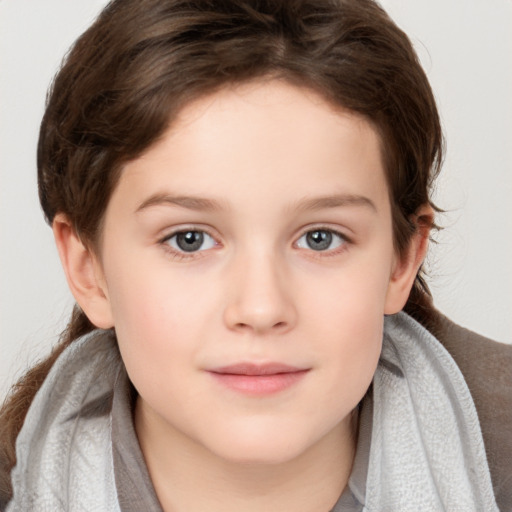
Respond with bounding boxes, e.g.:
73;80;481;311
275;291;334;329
1;0;444;501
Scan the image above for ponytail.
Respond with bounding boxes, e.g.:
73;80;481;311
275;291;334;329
0;306;94;504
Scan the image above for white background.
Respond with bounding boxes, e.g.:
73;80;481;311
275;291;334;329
1;0;511;397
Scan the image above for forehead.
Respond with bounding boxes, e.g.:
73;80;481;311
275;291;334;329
167;79;381;162
112;79;389;216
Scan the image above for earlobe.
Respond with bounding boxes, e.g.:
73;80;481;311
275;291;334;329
52;214;114;329
384;205;434;315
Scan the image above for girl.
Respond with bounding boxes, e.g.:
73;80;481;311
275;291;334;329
1;1;510;510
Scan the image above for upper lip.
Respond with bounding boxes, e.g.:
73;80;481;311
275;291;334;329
209;363;308;376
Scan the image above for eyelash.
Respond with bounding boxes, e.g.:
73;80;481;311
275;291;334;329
159;227;218;261
159;226;351;261
295;227;350;258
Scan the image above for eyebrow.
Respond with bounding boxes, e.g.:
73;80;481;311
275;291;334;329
290;194;377;213
135;193;227;213
135;192;377;214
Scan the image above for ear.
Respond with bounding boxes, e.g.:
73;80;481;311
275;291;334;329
384;204;434;314
53;214;114;329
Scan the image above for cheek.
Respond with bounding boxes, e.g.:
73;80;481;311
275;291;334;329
107;275;208;414
299;258;391;394
106;241;207;323
315;296;382;394
103;256;215;373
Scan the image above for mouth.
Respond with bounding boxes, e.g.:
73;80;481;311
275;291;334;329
208;363;310;395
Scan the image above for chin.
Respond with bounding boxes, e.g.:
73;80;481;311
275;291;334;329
215;443;305;466
204;422;321;466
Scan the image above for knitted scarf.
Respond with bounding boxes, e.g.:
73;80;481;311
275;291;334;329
6;313;498;511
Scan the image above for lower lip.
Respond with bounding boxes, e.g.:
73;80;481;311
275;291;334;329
209;370;309;395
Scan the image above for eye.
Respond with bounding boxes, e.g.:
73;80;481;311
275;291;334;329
164;230;216;253
296;229;346;252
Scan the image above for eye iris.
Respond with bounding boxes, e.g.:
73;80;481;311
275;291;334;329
176;231;204;252
306;230;332;251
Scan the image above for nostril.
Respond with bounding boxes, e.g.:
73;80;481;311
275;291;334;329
233;321;288;332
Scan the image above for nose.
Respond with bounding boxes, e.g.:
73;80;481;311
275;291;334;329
223;251;297;335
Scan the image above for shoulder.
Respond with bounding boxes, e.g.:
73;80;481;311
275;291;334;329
428;310;512;406
426;309;512;510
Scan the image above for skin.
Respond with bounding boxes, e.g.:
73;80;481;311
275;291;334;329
54;79;430;511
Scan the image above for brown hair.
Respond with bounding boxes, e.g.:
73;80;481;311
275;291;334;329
1;0;443;500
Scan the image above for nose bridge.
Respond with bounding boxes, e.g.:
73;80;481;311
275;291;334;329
223;244;297;334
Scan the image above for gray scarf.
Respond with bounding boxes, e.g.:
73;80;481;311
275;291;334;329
7;313;498;511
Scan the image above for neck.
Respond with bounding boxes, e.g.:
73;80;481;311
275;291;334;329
135;399;358;512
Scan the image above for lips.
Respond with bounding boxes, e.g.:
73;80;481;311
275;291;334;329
208;363;310;395
211;362;306;376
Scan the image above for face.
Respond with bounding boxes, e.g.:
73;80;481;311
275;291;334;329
94;80;405;465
